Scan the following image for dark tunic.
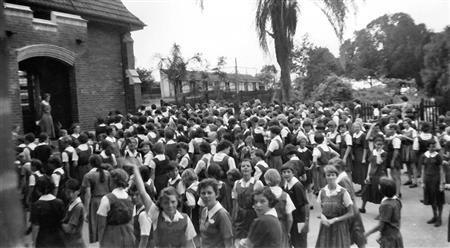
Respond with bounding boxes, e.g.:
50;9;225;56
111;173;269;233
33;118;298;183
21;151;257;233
75;146;92;182
352;133;367;185
154;212;189;248
200;207;233;248
153;155;170;195
234;180;257;239
31;198;65;248
62;201;86;248
421;153;445;206
284;181;308;248
316;187;351;248
297;148;313;186
362;150;387;204
378;198;403;248
247;214;282;248
100;193;135;248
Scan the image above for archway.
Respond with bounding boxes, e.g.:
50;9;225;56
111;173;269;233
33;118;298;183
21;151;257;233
18;56;75;135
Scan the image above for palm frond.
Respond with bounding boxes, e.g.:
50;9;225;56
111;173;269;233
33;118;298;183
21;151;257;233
317;0;358;44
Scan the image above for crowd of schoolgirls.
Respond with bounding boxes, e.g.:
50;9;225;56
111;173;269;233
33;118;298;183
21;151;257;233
12;99;450;248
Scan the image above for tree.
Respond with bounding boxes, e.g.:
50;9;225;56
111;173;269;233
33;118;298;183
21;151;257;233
341;13;430;87
255;0;356;103
158;43;201;104
316;0;357;68
302;46;342;98
311;75;353;103
420;27;449;108
212;56;227;98
257;64;278;89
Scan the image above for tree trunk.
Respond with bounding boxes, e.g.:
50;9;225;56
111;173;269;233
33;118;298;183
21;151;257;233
0;2;25;245
279;58;291;103
174;80;180;105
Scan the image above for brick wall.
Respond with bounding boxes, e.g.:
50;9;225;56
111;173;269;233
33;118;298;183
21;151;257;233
5;4;129;132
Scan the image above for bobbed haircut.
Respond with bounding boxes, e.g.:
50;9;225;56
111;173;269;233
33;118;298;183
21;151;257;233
37;175;55;195
323;165;339;176
252;186;279;208
110;168;129;188
264;169;281;186
65;178;81;191
181;168;198;183
198;178;220;196
156;186;181;211
206;163;223;180
379;176;396;198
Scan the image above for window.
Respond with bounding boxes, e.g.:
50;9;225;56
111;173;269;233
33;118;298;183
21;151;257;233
225;82;230;91
32;8;52;20
244;82;249;91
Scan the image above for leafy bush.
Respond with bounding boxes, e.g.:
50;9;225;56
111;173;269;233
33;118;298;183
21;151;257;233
310;75;353;104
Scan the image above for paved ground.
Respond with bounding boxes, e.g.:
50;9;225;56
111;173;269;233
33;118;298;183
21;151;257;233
25;173;449;247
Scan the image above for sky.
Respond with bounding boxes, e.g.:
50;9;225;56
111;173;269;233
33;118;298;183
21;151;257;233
122;0;450;77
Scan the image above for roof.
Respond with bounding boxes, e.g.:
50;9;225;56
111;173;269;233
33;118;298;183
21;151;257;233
7;0;145;30
162;70;261;83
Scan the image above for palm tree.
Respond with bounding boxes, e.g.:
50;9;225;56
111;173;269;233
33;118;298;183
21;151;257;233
255;0;356;102
158;43;201;104
256;0;298;103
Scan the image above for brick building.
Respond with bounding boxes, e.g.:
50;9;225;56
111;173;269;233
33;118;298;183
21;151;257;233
4;0;144;134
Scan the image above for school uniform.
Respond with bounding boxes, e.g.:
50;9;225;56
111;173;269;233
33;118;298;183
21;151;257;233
75;144;93;183
312;143;333;193
316;185;353;248
270;186;296;248
133;205;153;248
199;202;233;248
254;160;269;185
62;197;86;248
420;151;445;206
194;153;211;181
165;140;178;161
267;135;283;171
232;177;263;239
283;177;309;248
82;167;111;243
247;208;282;248
97;188;135;248
297;147;313;186
150;154;171;195
378;197;404;248
352;131;368;186
167;174;186;196
63;146;79;179
147;203;197;248
362;149;387;204
337;131;353;173
211;152;236;180
182;181;200;233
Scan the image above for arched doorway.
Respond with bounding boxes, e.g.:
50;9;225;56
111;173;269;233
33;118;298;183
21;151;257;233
18;56;75;135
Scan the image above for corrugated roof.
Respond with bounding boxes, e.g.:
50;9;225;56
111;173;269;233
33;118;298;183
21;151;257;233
7;0;145;30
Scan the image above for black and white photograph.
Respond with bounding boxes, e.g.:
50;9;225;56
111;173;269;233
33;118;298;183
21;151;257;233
0;0;449;247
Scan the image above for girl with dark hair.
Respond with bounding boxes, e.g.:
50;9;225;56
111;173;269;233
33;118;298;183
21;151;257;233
206;163;233;212
365;177;404;248
198;178;233;248
400;118;418;188
242;187;282;248
97;168;135;248
266;126;284;171
100;140;117;168
194;141;212;181
385;124;402;197
75;133;93;182
31;175;65;248
62;179;86;248
419;140;445;227
82;154;111;243
360;135;387;213
211;140;236;181
337;123;353;175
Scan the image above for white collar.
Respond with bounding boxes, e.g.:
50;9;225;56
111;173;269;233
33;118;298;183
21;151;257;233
336;172;348;183
167;140;176;144
162;210;184;223
168;174;181;185
297;147;308;152
154;154;166;160
353;131;363;138
238;177;255;187
382;195;398;203
290;156;300;161
39;194;56;201
424;151;438;158
256;160;268;167
34;171;43;177
323;184;344;196
68;197;82;211
264;208;278;218
207;202;223;219
284;176;299;190
373;149;385;156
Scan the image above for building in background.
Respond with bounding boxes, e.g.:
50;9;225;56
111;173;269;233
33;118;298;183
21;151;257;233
160;70;266;100
4;0;145;133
